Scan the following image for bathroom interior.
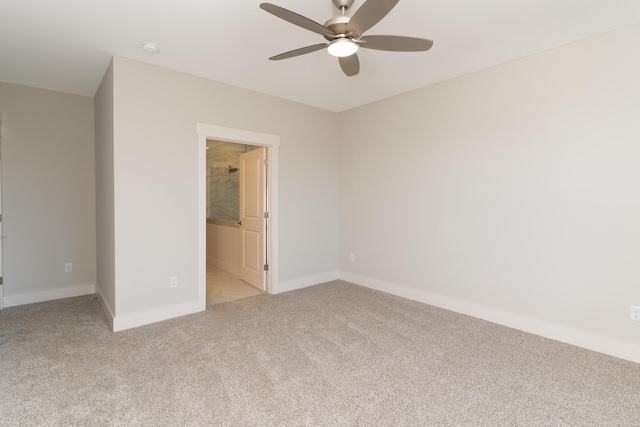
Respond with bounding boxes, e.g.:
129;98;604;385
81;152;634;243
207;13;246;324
205;140;264;305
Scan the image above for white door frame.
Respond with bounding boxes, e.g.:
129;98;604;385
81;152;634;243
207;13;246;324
196;123;280;309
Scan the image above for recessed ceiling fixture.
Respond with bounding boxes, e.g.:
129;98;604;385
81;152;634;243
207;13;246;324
260;0;433;77
142;42;159;54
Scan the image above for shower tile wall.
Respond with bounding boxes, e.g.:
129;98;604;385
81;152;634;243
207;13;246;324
206;141;256;221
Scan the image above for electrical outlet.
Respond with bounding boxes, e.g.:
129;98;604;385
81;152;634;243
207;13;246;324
64;263;73;273
631;306;640;322
169;276;178;288
350;253;355;262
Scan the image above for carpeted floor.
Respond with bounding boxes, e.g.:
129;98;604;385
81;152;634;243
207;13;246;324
1;281;639;426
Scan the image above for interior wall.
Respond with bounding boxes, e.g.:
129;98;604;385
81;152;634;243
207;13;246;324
94;60;116;316
111;57;339;320
338;24;640;358
0;82;96;306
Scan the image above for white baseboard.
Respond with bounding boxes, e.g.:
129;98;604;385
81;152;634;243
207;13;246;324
3;283;96;308
339;272;640;364
207;256;241;276
274;271;339;294
112;299;204;332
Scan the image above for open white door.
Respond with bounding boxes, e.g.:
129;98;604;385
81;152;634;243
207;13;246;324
239;147;266;291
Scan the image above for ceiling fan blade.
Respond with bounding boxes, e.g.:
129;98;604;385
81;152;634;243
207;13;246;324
347;0;399;37
269;43;327;60
359;35;433;52
260;3;333;37
339;54;360;77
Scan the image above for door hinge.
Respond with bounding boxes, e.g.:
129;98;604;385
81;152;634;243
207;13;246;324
263;159;267;166
264;264;269;271
263;212;269;219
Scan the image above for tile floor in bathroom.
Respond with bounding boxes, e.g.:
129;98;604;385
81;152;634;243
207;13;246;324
206;263;264;306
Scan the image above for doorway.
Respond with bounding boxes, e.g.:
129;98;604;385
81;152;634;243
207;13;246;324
206;264;263;305
196;123;280;310
205;141;265;303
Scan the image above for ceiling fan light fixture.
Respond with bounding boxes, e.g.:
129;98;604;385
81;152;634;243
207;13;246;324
327;38;358;57
260;0;433;76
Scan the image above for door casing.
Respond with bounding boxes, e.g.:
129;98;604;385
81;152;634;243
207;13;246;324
196;123;280;309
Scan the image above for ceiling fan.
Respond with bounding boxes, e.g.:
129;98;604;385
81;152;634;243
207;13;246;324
260;0;433;77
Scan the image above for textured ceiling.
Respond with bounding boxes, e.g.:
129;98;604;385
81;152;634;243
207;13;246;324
1;0;639;112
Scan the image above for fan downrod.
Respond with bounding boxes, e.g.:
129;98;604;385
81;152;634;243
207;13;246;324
332;0;354;12
326;0;354;39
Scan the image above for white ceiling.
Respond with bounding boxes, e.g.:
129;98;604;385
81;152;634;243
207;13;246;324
1;0;639;112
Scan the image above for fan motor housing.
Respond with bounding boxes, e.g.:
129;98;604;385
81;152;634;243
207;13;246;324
324;15;351;40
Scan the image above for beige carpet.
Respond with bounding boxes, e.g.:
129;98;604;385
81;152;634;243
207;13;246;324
1;281;639;426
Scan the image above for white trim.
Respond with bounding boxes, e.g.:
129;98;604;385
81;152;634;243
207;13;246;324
207;256;241;276
3;283;96;308
197;123;280;297
197;133;207;312
275;271;340;294
267;145;279;294
340;272;640;364
196;123;280;147
112;299;202;332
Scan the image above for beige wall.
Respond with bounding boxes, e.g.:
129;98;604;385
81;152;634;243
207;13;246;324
108;57;340;320
0;82;96;305
338;24;640;359
94;61;115;316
